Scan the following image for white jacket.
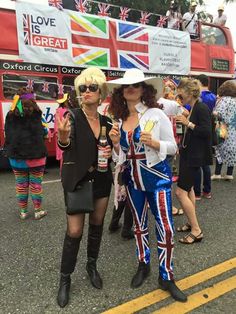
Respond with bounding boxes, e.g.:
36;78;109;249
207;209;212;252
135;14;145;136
114;102;177;167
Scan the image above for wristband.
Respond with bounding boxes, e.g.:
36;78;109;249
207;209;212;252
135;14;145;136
113;142;120;148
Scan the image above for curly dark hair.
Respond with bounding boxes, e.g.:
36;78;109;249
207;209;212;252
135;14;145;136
217;80;236;97
108;82;161;120
10;87;42;117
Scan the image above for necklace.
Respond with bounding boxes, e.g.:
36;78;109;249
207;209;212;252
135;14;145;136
82;108;99;121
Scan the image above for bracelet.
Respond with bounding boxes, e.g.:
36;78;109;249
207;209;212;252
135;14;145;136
187;122;194;129
113;142;120;148
58;139;70;148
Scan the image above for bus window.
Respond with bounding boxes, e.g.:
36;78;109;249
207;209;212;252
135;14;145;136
2;74;58;100
62;76;75;93
201;24;226;46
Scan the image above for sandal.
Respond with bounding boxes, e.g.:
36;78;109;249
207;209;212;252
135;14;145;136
34;210;47;220
176;223;191;232
179;232;203;244
172;207;184;216
20;211;29;220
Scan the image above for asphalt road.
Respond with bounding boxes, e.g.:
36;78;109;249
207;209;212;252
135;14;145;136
0;162;235;314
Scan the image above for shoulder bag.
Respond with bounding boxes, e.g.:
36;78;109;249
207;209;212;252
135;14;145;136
65;180;94;215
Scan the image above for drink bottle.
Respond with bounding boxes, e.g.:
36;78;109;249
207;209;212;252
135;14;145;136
97;126;108;172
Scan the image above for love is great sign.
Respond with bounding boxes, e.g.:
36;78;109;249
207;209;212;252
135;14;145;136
16;2;190;75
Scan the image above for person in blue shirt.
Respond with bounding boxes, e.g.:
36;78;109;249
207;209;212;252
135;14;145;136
194;75;216;200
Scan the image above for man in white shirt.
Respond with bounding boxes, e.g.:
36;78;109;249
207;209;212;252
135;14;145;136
214;5;227;26
166;1;182;30
182;1;199;39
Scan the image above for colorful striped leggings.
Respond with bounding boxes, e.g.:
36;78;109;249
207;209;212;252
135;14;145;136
13;167;45;212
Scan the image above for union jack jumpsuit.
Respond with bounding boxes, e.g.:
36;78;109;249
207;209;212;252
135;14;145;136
120;125;174;281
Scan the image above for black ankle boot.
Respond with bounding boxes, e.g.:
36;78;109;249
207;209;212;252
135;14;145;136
108;202;125;232
131;262;150;288
121;203;134;239
158;277;187;302
86;257;103;289
57;274;71;308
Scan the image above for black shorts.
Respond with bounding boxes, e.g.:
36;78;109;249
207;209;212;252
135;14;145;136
177;154;198;192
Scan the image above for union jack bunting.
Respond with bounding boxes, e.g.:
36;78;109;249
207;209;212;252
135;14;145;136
26;79;34;89
58;84;64;95
23;14;31;45
70;14;149;70
48;0;63;10
42;82;50;93
98;3;110;17
156;15;168;28
119;7;131;21
139;12;152;25
75;0;88;13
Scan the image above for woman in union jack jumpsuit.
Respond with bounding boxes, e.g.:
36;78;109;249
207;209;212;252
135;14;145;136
107;69;187;303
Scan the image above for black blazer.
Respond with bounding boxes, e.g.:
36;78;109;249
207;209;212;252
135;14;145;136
60;108;112;192
181;101;213;167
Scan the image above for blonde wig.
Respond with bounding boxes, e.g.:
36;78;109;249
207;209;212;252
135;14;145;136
74;67;108;102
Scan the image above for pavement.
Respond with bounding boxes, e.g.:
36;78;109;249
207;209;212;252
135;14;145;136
0;163;235;314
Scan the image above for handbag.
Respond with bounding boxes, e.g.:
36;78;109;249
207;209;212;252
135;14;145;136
213;116;228;146
65;180;94;214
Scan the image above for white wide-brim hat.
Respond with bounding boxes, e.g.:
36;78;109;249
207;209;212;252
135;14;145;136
106;68;163;100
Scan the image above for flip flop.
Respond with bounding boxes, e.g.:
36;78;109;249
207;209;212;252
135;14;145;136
172;207;184;216
179;232;203;244
176;223;191;232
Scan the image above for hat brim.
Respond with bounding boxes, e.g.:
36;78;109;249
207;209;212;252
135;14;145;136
57;93;68;104
107;76;163;100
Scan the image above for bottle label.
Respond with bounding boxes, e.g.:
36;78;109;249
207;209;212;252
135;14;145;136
97;147;108;172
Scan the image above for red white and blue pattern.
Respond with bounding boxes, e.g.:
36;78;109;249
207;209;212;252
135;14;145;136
42;82;50;93
48;0;63;10
75;0;88;13
157;15;168;28
58;84;64;95
121;125;174;280
119;7;131;21
26;79;34;89
23;14;31;45
139;12;152;25
98;3;111;17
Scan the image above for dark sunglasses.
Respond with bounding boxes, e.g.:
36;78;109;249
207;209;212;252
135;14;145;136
78;84;99;93
123;82;142;89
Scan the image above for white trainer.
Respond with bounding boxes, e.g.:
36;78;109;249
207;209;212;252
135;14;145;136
223;175;234;181
211;174;222;180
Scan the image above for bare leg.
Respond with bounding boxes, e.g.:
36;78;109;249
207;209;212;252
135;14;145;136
175;186;201;236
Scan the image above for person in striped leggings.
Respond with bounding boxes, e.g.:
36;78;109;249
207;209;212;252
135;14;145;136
4;87;48;220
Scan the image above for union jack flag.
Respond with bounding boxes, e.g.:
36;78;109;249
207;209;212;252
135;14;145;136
139;12;152;25
70;14;149;71
75;0;88;13
98;3;111;17
48;0;63;10
23;14;31;45
58;84;64;95
26;79;34;89
119;7;131;21
42;82;50;93
157;15;168;28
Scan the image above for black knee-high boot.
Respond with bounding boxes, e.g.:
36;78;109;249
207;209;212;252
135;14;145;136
121;203;134;239
108;201;125;232
86;224;103;289
57;233;82;308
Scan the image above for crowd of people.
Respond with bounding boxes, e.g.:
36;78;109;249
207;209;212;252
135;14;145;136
166;0;227;39
4;67;236;308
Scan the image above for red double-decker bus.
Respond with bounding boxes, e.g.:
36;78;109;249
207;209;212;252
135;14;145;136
0;1;235;167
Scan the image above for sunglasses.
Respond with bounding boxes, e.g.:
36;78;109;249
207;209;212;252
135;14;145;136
123;82;142;89
78;84;99;93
